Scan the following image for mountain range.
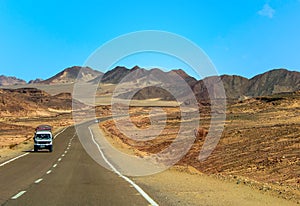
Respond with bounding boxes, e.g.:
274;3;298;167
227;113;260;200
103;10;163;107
0;66;299;101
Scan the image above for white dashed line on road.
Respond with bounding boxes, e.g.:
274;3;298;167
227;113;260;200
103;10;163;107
53;164;57;168
46;170;52;175
34;178;43;184
58;158;62;162
11;191;26;200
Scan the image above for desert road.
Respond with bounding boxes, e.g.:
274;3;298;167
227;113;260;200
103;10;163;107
0;118;158;206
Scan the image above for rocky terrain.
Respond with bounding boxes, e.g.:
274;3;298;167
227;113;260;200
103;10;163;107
99;91;300;203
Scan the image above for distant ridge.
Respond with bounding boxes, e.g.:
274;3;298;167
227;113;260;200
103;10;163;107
0;75;26;86
1;66;299;101
28;78;43;84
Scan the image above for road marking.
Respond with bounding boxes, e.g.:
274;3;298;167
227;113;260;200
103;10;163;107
54;127;69;139
35;178;43;184
11;191;26;199
88;127;159;206
64;151;68;154
62;154;65;157
46;170;52;174
0;152;29;167
53;164;57;168
58;158;62;162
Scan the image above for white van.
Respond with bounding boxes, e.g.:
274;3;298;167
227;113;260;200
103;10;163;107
34;125;53;152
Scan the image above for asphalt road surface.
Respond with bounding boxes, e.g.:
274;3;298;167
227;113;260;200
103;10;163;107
0;119;157;206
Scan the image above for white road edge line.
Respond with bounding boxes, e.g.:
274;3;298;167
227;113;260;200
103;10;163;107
0;126;69;168
88;127;159;206
54;127;69;139
11;191;26;199
0;152;29;167
35;178;43;184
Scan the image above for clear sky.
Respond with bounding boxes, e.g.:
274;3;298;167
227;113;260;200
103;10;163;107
0;0;300;81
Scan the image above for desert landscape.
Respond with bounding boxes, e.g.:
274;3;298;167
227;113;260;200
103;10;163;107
0;66;299;204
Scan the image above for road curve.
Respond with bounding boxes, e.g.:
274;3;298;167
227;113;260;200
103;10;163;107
0;119;156;206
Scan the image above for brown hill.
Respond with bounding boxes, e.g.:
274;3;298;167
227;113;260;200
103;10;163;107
0;75;26;86
111;66;197;101
192;69;300;102
100;66;131;84
192;75;249;101
28;78;43;84
0;89;41;116
40;66;102;84
246;69;300;96
0;88;85;116
119;86;176;101
168;69;197;87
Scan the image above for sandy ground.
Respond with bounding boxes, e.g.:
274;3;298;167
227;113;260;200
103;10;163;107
95;123;299;205
98;93;300;204
133;166;299;206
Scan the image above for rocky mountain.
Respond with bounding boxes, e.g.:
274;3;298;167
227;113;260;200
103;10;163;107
0;75;26;86
168;69;197;87
40;66;103;84
192;75;250;101
246;69;300;96
191;69;300;102
105;66;197;101
88;66;300;101
98;66;196;85
100;66;132;84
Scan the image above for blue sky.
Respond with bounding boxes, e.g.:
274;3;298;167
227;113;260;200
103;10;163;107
0;0;299;81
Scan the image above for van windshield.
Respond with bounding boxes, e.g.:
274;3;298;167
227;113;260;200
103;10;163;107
36;133;51;140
